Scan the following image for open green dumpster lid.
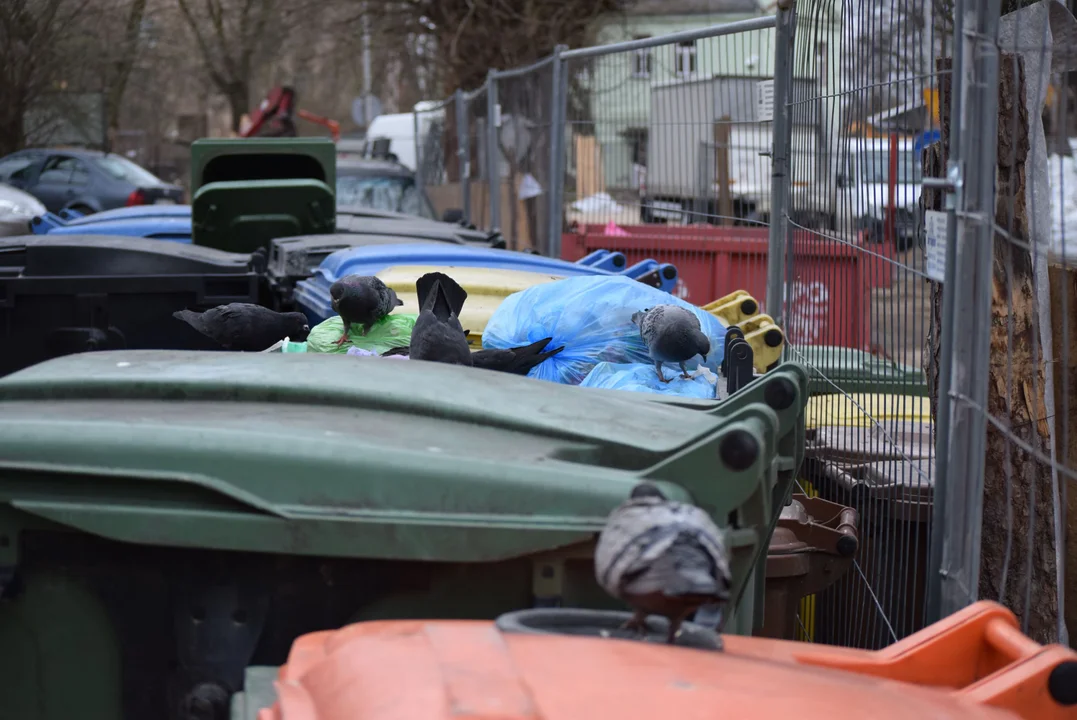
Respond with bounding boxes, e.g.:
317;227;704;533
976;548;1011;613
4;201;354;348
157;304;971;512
789;345;928;397
0;351;803;568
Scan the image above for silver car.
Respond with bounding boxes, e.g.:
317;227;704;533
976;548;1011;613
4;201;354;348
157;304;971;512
0;182;45;237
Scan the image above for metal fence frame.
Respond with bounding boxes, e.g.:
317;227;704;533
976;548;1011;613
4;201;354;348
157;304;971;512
407;0;1071;645
415;14;781;254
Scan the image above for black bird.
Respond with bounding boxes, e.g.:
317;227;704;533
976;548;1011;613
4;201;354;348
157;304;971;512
329;275;403;347
408;272;473;365
380;336;564;376
471;337;565;375
173;303;309;352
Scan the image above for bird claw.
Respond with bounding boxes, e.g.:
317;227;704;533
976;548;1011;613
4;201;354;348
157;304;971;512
334;334;349;347
619;614;649;636
658;375;672;384
680;373;691;380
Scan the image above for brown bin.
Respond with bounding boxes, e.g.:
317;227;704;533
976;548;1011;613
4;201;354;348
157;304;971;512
802;418;935;649
758;494;859;640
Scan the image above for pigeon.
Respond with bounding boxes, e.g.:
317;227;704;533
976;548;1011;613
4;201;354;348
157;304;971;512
631;305;711;383
329;275;403;347
594;481;732;644
173;303;309;351
408;271;473;366
471;337;565;375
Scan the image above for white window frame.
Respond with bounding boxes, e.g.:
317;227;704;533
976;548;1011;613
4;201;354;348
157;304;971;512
631;36;653;78
675;40;697;78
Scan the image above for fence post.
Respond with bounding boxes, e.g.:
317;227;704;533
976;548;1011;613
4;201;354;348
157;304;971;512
765;0;796;325
547;45;569;258
487;70;501;233
413;106;423;197
930;0;1002;621
454;89;471;225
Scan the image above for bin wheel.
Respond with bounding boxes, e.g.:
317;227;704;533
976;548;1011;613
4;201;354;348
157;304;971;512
494;608;722;651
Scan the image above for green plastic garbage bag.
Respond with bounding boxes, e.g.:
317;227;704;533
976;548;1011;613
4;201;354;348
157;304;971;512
305;314;417;354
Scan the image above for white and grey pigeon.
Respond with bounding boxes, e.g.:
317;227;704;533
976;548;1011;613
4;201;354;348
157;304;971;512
594;482;732;644
631;304;711;383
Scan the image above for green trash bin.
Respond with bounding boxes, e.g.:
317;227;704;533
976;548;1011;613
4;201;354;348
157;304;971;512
792;345;928;397
0;350;810;720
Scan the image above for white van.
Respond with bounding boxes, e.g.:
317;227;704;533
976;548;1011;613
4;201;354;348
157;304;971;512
791;136;923;250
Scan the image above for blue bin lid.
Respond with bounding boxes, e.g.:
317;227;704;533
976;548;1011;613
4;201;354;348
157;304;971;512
43;216;193;242
296;242;616;323
316;242;615;282
63;204;192;225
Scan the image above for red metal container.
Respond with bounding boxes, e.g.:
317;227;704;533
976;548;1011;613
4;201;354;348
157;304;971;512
562;225;871;350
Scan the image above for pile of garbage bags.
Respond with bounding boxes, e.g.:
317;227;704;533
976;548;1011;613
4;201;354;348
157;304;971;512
282;275;728;399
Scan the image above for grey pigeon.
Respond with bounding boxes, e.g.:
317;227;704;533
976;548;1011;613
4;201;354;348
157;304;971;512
631;304;711;383
409;271;473;366
594;481;732;644
330;274;403;347
173;304;309;351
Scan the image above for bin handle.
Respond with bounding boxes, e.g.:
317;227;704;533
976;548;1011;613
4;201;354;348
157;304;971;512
835;508;859;557
983;616;1042;664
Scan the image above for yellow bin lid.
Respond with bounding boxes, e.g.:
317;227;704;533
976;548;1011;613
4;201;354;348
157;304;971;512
375;265;564;344
805;393;931;429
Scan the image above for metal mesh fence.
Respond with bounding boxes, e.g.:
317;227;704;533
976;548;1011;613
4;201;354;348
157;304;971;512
398;0;1076;651
414;97;456;222
927;0;1072;647
781;0;945;649
559;19;782;309
463;86;490;230
490;59;557;252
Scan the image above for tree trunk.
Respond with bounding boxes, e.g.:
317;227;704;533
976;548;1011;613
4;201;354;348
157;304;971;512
227;82;251;134
106;0;148;132
0;106;25;158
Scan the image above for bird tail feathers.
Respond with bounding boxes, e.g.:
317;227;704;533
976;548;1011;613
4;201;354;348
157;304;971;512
416;272;467;321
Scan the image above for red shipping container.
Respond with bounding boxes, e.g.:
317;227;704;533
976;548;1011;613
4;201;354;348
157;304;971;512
561;225;870;350
568;222;895;291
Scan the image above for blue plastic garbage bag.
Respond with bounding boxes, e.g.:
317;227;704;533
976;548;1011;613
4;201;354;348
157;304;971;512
579;362;718;399
482;275;727;385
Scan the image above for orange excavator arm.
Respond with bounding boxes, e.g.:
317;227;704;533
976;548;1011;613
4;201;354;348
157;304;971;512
242;86;340;143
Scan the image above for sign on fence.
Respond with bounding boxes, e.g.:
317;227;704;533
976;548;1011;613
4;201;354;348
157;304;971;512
925;210;949;283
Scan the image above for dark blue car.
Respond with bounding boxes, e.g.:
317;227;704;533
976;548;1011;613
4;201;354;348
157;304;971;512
0;148;183;215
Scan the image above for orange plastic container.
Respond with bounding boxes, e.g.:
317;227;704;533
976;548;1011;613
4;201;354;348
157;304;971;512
257;601;1077;720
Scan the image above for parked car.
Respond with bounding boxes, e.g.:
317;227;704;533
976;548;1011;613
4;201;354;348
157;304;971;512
0;182;45;237
335;156;440;221
0;148;184;215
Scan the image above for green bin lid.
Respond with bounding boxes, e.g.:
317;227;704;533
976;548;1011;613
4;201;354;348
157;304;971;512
792;345;927;397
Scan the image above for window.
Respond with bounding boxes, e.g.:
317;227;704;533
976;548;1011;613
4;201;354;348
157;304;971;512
0;156;37;182
93;155;163;186
675;40;697;77
858;150;924;185
38;156;78;185
632;35;653;78
71;160;90;185
336;174;436;220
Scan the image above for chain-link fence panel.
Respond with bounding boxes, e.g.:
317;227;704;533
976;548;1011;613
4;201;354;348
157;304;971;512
926;0;1074;648
559;19;791;311
462;85;491;230
779;0;949;650
490;59;556;252
415;97;458;223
